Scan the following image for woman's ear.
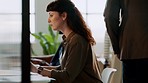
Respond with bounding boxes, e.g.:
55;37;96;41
61;12;67;20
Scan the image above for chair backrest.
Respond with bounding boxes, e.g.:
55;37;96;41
101;68;117;83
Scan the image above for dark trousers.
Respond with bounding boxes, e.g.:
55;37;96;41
122;59;148;83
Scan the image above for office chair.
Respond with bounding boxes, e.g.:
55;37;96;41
101;68;117;83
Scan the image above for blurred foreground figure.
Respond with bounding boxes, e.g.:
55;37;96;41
104;0;148;83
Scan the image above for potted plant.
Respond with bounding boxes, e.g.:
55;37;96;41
31;25;61;56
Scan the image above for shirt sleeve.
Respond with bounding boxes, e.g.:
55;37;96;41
103;0;121;54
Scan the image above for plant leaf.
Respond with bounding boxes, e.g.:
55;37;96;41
31;33;41;40
48;25;55;38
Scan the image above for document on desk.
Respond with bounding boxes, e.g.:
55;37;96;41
0;70;55;83
31;73;55;83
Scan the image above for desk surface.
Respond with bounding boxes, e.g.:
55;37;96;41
0;70;55;83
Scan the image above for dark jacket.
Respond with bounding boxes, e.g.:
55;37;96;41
104;0;148;60
51;32;102;83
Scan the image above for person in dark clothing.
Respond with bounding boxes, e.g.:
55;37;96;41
104;0;148;83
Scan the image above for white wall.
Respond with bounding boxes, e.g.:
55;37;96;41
31;0;54;55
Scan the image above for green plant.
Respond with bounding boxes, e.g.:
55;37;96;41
31;25;61;55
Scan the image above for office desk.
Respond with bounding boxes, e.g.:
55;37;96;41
0;70;55;83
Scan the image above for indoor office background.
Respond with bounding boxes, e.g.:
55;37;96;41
31;0;107;56
0;0;116;82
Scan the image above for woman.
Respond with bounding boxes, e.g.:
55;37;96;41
31;0;102;83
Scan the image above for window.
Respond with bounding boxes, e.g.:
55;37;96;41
0;0;35;43
72;0;107;56
0;0;35;64
0;0;34;80
0;0;21;43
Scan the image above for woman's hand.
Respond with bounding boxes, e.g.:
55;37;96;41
30;62;38;73
40;68;52;78
31;62;52;78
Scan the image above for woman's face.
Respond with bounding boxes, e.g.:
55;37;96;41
48;11;65;31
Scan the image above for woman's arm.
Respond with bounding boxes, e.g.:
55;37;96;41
31;54;54;65
41;65;59;70
30;62;38;73
31;62;60;78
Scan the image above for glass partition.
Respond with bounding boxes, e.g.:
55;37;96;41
0;0;34;82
